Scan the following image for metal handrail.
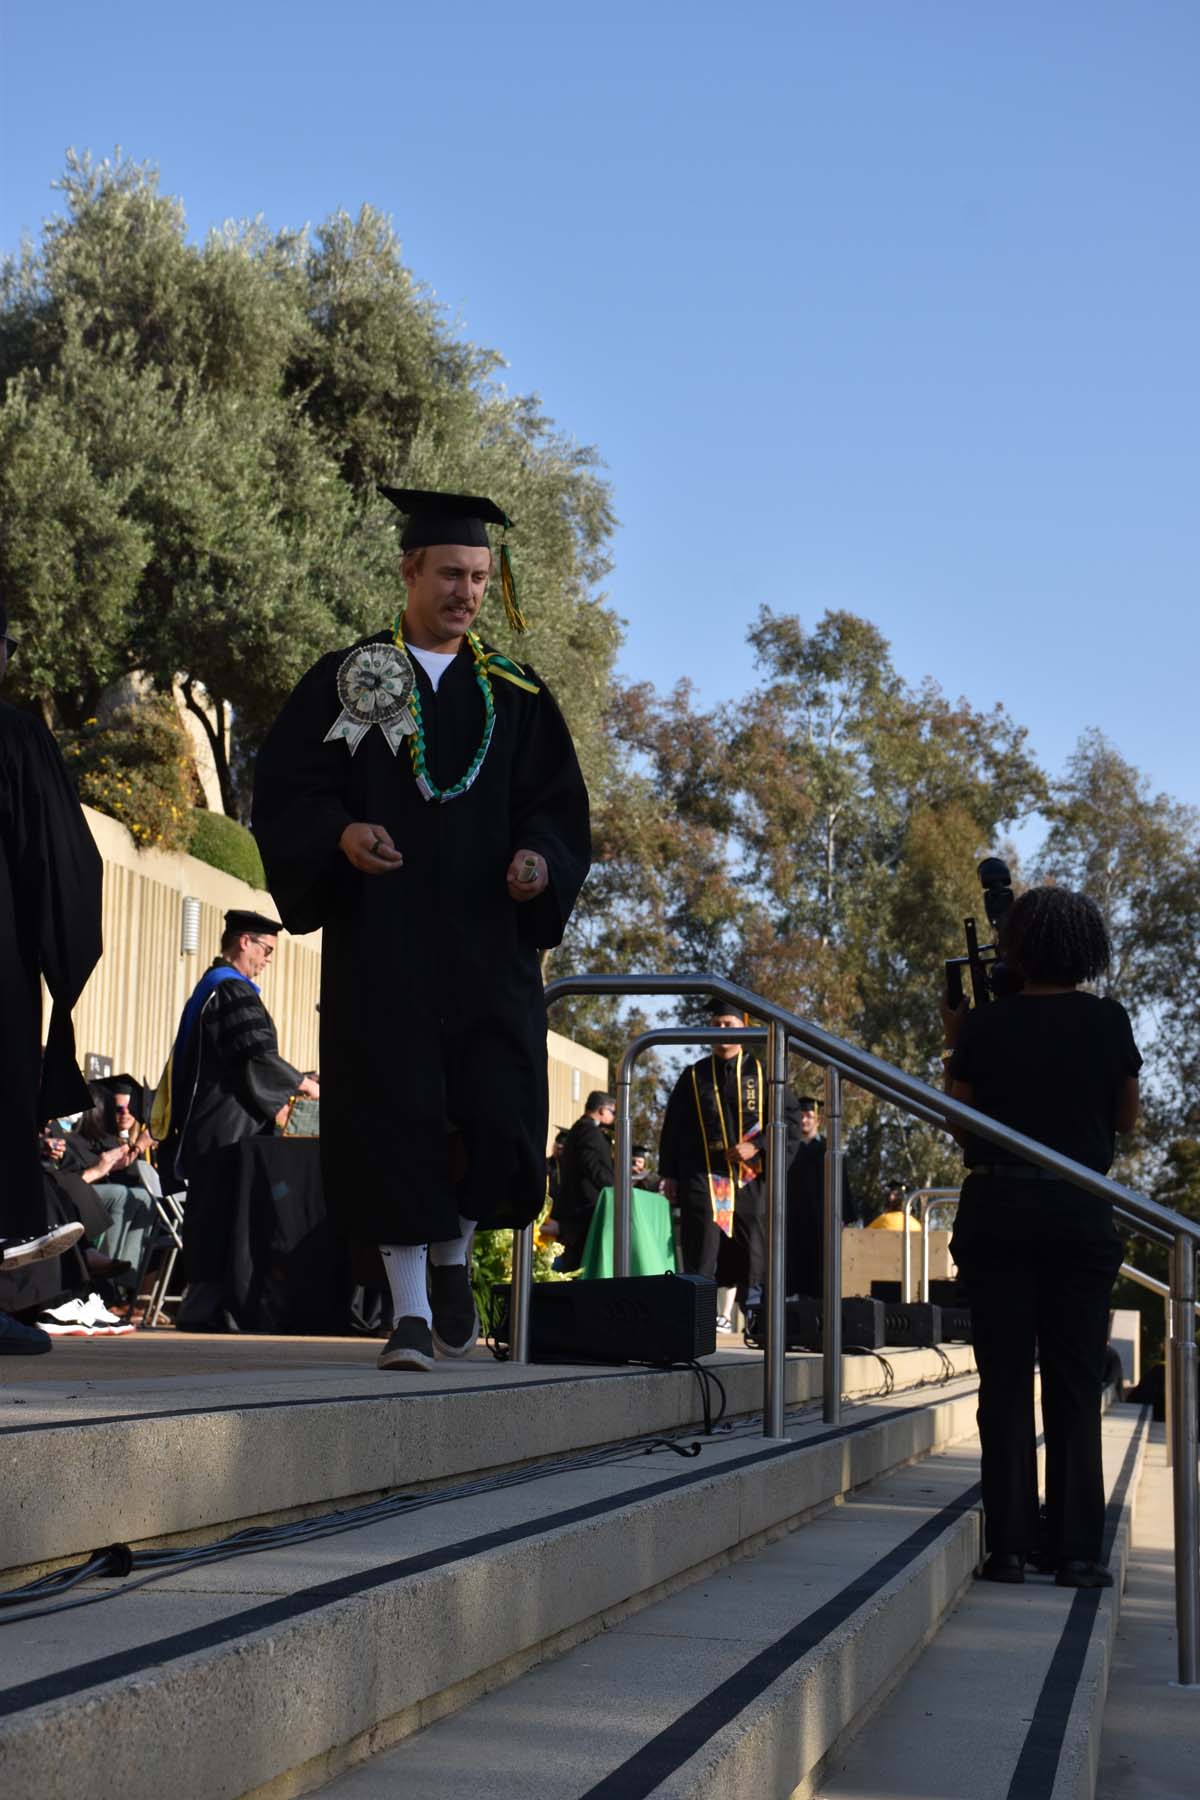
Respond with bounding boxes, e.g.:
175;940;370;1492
899;1189;960;1303
529;970;1200;1685
1118;1264;1200;1475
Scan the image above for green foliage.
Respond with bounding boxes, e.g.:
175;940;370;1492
187;808;266;887
556;609;1047;1205
62;698;195;851
1;152;618;815
471;1214;569;1342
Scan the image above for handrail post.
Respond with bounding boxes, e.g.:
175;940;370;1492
510;1224;533;1364
1169;1233;1199;1685
901;1195;912;1304
823;1064;843;1425
763;1019;789;1437
613;1053;635;1279
922;1202;932;1304
1164;1293;1173;1469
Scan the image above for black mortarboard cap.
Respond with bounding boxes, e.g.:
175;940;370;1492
378;485;527;632
225;908;283;936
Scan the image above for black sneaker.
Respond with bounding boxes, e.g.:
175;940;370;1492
1055;1560;1113;1589
979;1553;1025;1584
430;1264;478;1359
377;1317;436;1372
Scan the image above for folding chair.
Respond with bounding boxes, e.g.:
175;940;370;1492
134;1159;187;1328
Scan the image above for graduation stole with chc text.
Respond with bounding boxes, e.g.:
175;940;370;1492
690;1051;765;1236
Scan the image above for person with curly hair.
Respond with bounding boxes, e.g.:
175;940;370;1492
940;885;1141;1588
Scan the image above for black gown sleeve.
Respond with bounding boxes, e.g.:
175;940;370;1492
252;655;356;934
11;714;104;1116
659;1070;693;1182
507;671;591;949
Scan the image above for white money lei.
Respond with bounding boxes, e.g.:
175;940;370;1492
324;644;417;755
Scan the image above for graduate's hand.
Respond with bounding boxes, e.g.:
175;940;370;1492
506;848;548;901
339;823;404;874
661;1177;678;1203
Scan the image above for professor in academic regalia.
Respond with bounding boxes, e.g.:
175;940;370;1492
252;489;591;1372
0;607;102;1352
161;909;318;1329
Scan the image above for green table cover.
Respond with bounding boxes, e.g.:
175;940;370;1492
578;1185;678;1279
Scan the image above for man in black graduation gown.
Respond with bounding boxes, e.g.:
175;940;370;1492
658;1010;801;1332
253;489;591;1372
0;608;101;1352
552;1090;615;1271
161;909;317;1327
785;1095;858;1299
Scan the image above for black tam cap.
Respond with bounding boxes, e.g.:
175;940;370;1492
378;486;511;550
378;484;527;632
225;908;282;937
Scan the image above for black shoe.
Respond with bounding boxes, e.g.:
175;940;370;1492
377;1317;436;1372
430;1264;479;1358
979;1553;1025;1584
1055;1560;1113;1589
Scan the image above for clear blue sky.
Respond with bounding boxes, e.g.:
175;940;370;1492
3;0;1197;824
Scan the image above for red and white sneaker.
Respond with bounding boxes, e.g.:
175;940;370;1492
80;1294;135;1336
39;1298;96;1337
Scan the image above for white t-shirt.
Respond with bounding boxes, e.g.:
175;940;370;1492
407;644;458;693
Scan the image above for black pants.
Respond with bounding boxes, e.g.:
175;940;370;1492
952;1178;1122;1563
680;1175;764;1307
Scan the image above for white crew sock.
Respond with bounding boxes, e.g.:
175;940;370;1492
379;1244;431;1326
429;1215;477;1268
717;1285;736;1322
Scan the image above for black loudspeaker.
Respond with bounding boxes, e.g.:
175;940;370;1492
490;1274;717;1365
783;1296;886;1352
938;1305;973;1343
881;1303;943;1347
928;1279;967;1309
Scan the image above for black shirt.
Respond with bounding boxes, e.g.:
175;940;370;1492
949;991;1141;1174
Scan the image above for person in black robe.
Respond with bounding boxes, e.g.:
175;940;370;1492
159;909;316;1328
552;1091;615;1271
252;489;591;1373
0;609;102;1351
658;1010;801;1331
784;1095;858;1300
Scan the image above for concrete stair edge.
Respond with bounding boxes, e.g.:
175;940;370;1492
0;1383;984;1800
2;1343;975;1576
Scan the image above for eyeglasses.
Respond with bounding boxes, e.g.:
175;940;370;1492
248;936;275;958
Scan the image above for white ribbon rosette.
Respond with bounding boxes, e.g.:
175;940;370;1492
324;644;417;756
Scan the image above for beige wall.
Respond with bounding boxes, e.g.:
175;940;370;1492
68;809;607;1133
547;1028;610;1142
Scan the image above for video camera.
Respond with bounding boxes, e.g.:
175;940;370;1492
944;857;1018;1009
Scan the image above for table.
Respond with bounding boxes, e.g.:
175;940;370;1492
179;1136;354;1333
578;1185;678;1279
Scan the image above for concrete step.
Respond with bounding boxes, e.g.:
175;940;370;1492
1;1339;975;1576
1096;1428;1193;1800
0;1371;982;1800
816;1401;1151;1800
312;1436;985;1800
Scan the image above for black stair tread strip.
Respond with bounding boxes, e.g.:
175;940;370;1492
576;1411;1145;1800
1004;1406;1149;1800
576;1481;982;1800
0;1387;972;1722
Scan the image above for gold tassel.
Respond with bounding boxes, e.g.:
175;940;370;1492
500;541;528;633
